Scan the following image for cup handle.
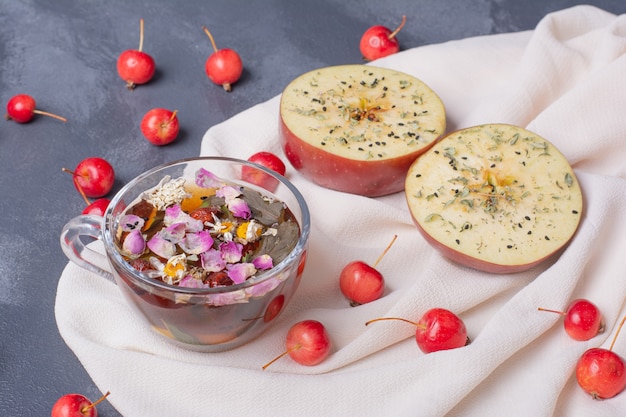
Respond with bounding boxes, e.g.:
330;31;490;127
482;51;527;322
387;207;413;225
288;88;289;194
60;214;116;284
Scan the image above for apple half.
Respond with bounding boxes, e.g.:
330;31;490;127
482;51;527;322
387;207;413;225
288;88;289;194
279;65;446;197
405;124;583;273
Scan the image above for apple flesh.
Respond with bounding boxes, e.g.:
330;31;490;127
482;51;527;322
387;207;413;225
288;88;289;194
279;64;446;197
405;124;583;273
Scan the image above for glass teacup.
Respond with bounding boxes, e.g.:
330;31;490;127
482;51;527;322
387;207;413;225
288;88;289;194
60;157;310;352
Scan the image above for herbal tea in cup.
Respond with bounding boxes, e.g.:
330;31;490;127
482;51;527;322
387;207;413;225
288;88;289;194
61;157;310;352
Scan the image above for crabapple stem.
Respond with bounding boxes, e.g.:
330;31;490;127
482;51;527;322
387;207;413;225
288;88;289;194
202;26;219;53
537;307;566;316
365;317;423;328
388;15;407;40
261;344;301;370
609;315;626;352
62;167;91;206
83;391;110;412
32;109;67;123
138;18;145;52
169;110;178;123
372;234;398;268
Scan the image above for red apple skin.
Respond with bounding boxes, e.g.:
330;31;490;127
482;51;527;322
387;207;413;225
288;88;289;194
141;108;179;146
82;198;110;216
415;308;468;354
287;320;332;366
359;26;400;60
51;393;97;417
564;299;604;341
74;157;115;199
241;151;286;192
6;94;36;123
407;213;568;274
576;348;626;400
117;50;155;86
263;295;285;323
279;115;438;197
339;261;384;305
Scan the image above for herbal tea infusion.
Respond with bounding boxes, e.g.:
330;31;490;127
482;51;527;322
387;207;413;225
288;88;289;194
114;168;300;304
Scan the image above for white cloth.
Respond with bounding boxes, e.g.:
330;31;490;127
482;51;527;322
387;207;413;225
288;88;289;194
56;5;626;416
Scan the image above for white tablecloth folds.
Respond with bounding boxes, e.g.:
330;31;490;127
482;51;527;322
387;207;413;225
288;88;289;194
56;5;626;416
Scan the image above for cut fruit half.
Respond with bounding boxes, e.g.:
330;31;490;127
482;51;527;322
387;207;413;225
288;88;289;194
405;124;583;273
279;64;446;197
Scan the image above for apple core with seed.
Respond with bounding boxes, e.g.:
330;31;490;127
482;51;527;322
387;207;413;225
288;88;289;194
405;124;583;273
279;64;446;197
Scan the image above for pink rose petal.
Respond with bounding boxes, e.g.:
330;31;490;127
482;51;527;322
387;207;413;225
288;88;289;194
216;185;241;201
160;223;186;244
119;214;145;232
180;230;214;255
228;198;251;219
195;168;223;189
147;235;177;259
220;241;243;263
201;249;226;272
227;263;257;284
179;275;208;289
122;229;146;256
252;254;273;270
164;204;203;232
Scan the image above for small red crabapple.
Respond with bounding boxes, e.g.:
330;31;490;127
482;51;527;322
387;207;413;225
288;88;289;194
359;15;407;61
339;235;397;306
5;94;67;123
241;151;286;192
140;108;180;146
576;315;626;400
62;157;115;199
538;298;604;341
366;308;469;354
117;18;156;90
51;391;110;417
262;320;331;369
202;26;243;92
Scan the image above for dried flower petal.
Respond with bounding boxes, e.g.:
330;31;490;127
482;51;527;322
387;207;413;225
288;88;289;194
208;290;247;306
246;276;281;297
179;230;214;255
164;204;204;232
236;220;263;244
200;248;226;272
216;185;251;219
146;255;187;285
228;197;251;219
122;230;146;257
216;185;240;200
179;275;208;289
147;235;177;259
160;223;186;243
252;254;273;270
119;214;145;232
196;168;223;189
220;241;243;263
147;223;186;259
227;263;256;284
